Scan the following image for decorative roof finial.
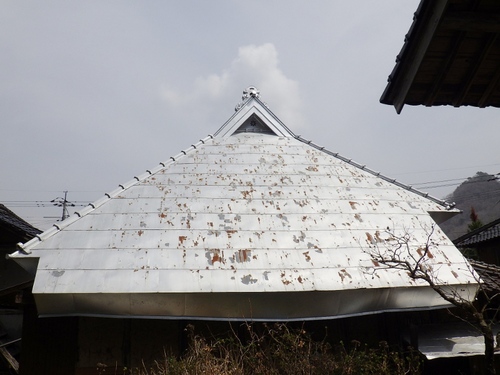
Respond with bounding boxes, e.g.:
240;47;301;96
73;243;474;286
243;86;260;99
235;86;260;111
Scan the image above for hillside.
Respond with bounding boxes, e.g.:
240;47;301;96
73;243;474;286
439;172;500;240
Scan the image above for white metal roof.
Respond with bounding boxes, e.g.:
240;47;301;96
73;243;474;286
414;322;500;360
10;89;478;320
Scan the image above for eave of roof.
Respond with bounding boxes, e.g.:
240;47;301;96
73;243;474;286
453;217;500;246
381;0;500;113
0;204;41;242
468;259;500;294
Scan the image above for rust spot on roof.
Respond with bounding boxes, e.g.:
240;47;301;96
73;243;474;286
235;249;251;263
365;232;374;244
293;231;306;243
294;199;309;207
226;230;237;238
138;230;144;236
349;201;358;210
302;251;311;262
206;249;225;265
417;247;434;259
338;269;352;282
178;236;187;245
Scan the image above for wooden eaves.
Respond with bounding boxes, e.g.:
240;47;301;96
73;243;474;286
381;0;500;113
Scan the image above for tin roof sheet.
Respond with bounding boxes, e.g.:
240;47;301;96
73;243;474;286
10;93;477;320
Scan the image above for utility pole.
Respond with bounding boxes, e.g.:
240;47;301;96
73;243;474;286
51;191;75;221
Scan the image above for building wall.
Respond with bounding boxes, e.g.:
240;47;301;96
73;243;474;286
477;241;500;265
19;304;78;375
73;312;430;374
76;317;183;374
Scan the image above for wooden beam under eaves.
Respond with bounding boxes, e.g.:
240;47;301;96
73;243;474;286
424;31;466;106
441;12;500;33
453;33;498;107
479;65;500;107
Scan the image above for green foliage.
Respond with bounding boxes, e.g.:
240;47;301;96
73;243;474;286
116;323;421;375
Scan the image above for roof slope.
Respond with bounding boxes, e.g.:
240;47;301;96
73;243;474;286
468;259;500;294
381;0;500;113
10;90;477;320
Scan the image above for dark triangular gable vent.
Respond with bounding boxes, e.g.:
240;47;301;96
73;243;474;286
233;114;275;135
213;92;296;139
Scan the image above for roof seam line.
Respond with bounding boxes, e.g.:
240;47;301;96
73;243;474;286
17;133;215;251
295;135;455;209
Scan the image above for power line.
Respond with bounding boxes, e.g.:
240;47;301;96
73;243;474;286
51;191;75;221
393;162;500;177
411;173;499;190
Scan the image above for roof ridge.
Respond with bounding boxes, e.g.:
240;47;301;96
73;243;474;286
14;134;215;255
294;135;455;210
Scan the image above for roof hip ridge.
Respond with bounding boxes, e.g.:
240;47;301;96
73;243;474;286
294;135;455;210
13;133;216;255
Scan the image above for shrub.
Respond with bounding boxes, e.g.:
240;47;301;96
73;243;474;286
101;323;422;375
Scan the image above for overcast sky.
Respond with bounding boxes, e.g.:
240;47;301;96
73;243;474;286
1;1;499;229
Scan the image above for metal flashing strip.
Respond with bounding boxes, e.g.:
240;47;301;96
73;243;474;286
39;304;453;322
33;286;460;321
416;322;500;360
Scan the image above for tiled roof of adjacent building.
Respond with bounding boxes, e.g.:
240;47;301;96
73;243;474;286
0;204;41;242
453;217;500;247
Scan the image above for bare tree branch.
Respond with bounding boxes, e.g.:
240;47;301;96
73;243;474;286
364;223;498;375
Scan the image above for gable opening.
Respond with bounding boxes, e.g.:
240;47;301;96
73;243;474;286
233;115;276;136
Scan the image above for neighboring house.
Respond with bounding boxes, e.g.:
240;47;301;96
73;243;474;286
0;204;40;374
380;0;500;113
9;89;478;374
454;217;500;265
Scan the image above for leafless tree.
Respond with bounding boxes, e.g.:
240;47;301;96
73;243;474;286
366;224;500;375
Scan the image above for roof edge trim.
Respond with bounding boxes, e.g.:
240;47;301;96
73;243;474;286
295;135;456;209
380;0;449;113
11;134;216;255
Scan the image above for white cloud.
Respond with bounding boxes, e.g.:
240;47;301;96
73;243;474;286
160;43;305;129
